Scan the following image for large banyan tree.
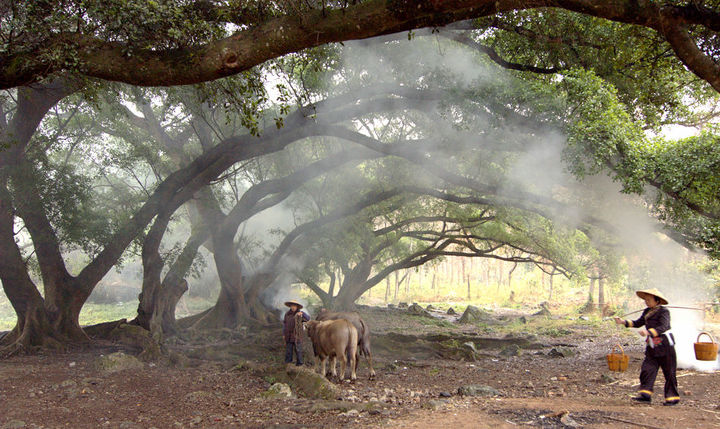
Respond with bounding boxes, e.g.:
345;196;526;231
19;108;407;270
1;1;720;353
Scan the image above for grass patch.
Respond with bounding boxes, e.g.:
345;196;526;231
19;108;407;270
415;316;455;329
0;296;216;331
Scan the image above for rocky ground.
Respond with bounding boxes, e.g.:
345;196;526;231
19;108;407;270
1;304;719;428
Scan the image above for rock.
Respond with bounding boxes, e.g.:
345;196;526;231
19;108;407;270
560;413;580;428
407;303;432;317
398;302;408;309
446;307;456;315
548;347;575;358
2;420;26;429
60;380;77;388
95;352;144;373
499;344;521;357
533;302;551;316
339;409;360;417
285;364;340;400
260;383;295;399
81;377;102;386
518;316;527;324
578;316;589;321
457;384;500;397
107;324;163;361
458;305;491;323
600;374;615;383
426;304;435;311
423;399;447;410
438;391;452;398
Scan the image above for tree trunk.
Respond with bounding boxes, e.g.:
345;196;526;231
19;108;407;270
466;276;471;299
393;271;399;301
508;262;517;288
0;176;67;353
548;273;554;301
431;272;436;290
384;276;390;303
134;211;171;332
598;276;606;308
193;234;247;329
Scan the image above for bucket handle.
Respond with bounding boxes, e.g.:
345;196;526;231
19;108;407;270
610;343;625;356
696;331;716;344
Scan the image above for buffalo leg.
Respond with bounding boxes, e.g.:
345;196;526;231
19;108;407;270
328;356;337;377
330;356;338;378
339;354;347;381
365;348;376;379
320;356;327;378
350;350;357;380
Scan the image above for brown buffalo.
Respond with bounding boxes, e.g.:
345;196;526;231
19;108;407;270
315;308;376;378
305;319;358;381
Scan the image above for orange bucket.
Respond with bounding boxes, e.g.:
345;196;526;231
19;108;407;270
606;343;629;372
694;332;719;361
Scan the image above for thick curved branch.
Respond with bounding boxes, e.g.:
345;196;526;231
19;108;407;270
2;0;718;93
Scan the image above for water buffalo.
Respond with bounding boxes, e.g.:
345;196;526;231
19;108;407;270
315;308;376;378
305;319;358;381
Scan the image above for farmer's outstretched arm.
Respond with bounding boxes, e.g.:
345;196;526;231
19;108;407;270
615;309;648;328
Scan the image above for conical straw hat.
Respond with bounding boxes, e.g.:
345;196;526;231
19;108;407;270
636;288;669;306
284;300;304;309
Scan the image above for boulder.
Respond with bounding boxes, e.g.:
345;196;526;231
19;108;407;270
458;305;491;323
499;344;521;357
548;347;576;358
407;303;432;317
95;352;144;373
259;383;295;399
457;384;500;397
446;307;456;315
107;324;163;361
533;302;551;317
285;365;340;400
422;399;447;410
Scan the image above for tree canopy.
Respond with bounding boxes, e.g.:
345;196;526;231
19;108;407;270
1;1;719;353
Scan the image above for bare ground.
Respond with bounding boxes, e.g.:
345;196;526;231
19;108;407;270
1;306;719;429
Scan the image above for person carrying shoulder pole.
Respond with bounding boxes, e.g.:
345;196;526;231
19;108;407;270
614;288;680;406
283;300;310;366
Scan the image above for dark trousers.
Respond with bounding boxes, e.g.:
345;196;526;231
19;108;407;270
285;341;303;365
638;347;679;401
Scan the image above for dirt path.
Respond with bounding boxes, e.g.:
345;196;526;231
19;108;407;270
384;397;720;429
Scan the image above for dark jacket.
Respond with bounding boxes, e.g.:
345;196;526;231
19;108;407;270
625;306;674;357
283;309;309;343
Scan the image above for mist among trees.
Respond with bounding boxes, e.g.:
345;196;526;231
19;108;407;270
1;1;719;356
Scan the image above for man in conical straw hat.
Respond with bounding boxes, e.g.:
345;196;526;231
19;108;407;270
283;300;310;366
614;288;679;405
